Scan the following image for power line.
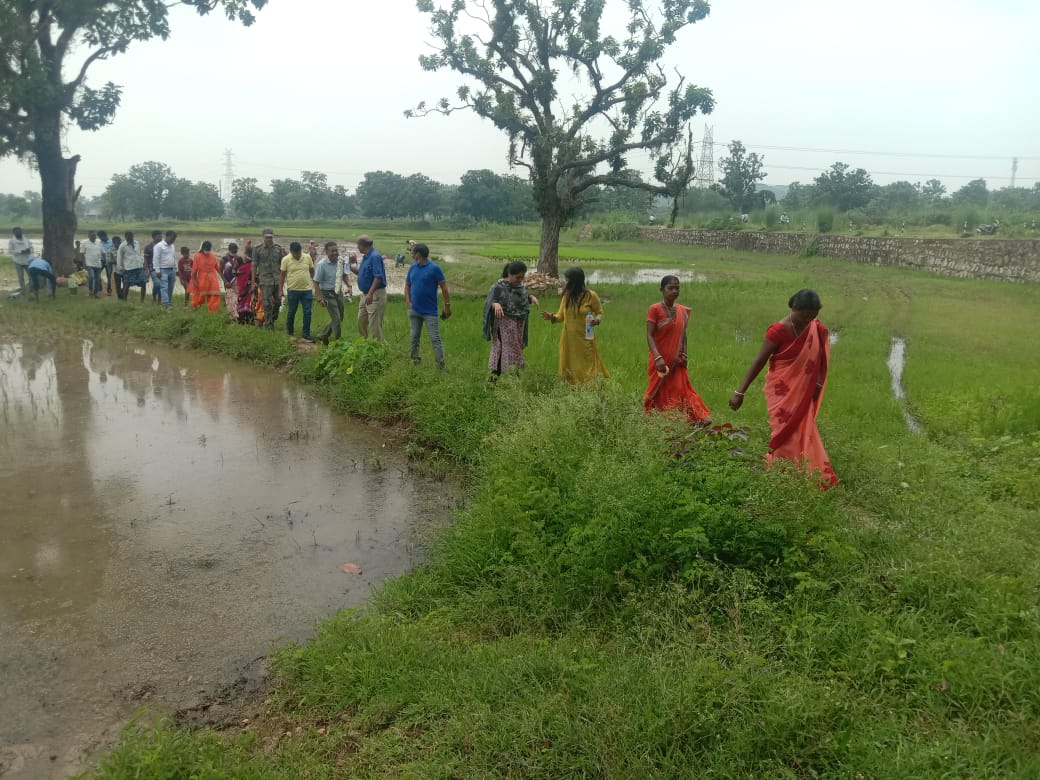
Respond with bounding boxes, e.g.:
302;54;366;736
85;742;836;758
700;142;1039;162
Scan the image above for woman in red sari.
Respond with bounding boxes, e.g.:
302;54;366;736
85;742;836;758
729;289;837;489
643;275;711;424
190;240;223;313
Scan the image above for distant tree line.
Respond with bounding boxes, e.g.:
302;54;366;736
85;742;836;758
9;153;1034;230
671;140;1040;229
0;162;651;225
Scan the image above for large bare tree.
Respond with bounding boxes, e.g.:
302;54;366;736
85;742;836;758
410;0;715;276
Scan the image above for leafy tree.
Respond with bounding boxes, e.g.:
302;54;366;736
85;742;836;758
583;171;661;216
780;181;815;212
163;180;224;221
0;1;265;273
675;186;729;216
411;0;714;276
921;178;947;205
455;169;536;221
399;173;442;219
812;162;877;212
357;170;406;218
713;140;766;212
455;169;504;221
869;181;921;215
300;170;335;218
991;187;1037;212
1;193;33;220
109;161;177;219
329;185;356;219
953;178;990;207
230;177;269;222
269;178;307;220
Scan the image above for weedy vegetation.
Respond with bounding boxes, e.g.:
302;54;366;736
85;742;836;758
2;232;1038;778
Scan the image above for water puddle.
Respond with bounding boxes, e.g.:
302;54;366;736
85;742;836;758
886;337;923;434
0;336;458;777
586;268;708;285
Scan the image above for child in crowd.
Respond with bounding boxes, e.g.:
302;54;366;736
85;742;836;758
177;246;193;306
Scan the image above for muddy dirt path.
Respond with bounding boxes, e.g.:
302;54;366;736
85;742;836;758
0;335;458;778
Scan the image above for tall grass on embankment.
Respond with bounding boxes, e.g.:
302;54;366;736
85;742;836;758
3;243;1039;777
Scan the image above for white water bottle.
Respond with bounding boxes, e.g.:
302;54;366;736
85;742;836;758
585;311;596;340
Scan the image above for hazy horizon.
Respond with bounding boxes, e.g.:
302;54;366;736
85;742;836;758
2;0;1037;201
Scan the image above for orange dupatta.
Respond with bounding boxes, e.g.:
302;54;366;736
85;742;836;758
763;320;837;488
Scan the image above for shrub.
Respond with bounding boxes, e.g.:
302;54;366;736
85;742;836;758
815;209;835;233
315;337;387;380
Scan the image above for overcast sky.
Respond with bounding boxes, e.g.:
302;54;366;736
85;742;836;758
2;0;1038;200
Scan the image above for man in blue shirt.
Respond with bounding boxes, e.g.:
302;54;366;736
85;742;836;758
27;257;57;301
349;234;387;342
404;242;451;370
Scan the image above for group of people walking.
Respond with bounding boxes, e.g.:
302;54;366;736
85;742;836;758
10;224;835;487
484;262;837;489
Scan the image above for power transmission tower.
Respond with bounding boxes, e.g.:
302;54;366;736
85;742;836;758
222;149;235;203
694;125;714;188
1011;157;1018;189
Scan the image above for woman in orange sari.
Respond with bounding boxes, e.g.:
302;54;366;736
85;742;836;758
729;289;837;489
190;240;223;313
643;275;711;424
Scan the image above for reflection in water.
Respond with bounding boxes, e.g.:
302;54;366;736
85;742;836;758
585;268;708;285
0;336;456;778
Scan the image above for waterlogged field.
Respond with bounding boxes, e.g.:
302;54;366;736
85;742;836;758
3;234;1039;778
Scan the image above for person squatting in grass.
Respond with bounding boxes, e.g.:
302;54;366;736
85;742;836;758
729;288;838;489
314;242;349;345
280;241;316;342
540;266;608;385
27;257;57;301
483;260;539;378
190;241;223;313
643;275;712;424
404;242;451;370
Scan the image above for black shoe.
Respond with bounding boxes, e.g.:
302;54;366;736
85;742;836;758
302;335;314;343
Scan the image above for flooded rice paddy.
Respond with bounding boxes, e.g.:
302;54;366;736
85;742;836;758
0;335;458;777
586;268;708;285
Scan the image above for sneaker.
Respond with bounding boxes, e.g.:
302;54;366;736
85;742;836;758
302;335;314;343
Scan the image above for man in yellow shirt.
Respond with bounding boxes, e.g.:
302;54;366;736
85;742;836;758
279;241;316;342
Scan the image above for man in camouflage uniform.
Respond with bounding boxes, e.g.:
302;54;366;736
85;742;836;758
251;227;284;328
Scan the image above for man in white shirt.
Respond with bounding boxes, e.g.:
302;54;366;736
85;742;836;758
80;230;104;298
152;230;178;309
7;227;33;291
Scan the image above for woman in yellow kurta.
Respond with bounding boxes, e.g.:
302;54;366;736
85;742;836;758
540;267;608;384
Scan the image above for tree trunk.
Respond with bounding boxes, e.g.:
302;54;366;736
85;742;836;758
537;212;562;278
34;131;80;276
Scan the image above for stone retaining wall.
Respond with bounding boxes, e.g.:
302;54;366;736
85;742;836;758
640;228;1040;283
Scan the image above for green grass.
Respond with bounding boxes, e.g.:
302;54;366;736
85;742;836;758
2;234;1038;778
